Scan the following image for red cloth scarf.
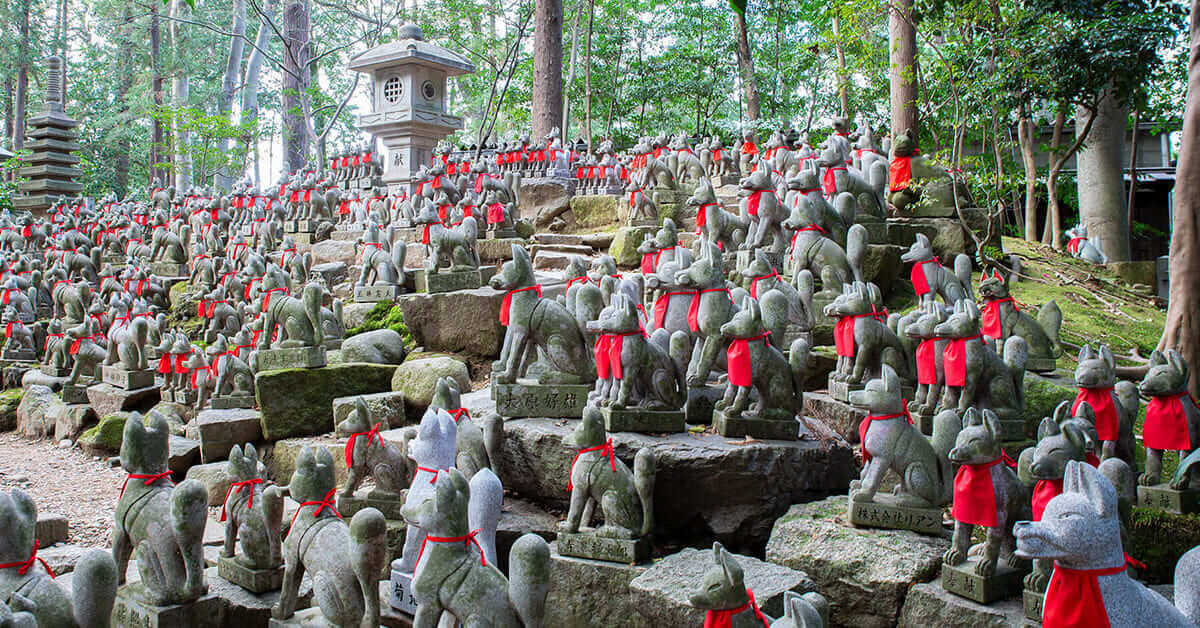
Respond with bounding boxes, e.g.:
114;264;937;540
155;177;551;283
120;470;174;498
288;488;341;534
568;438;616;491
942;334;981;387
653;291;694;330
1072;387;1119;441
261;287;289;312
727;332;770;387
859;409;911;463
703;590;771;628
1042;556;1145;628
421;223;434;245
981;298;1014;338
500;285;541;326
417;529;488;568
345;422;382;467
889;156;914;192
740;142;757;155
69;335;99;355
696;202;718;232
594;331;639;380
1067;237;1086;255
910;258;935;296
487;203;505;224
219;478;262;522
746;190;766;216
822;166;846;196
834;311;885;357
0;540;53;579
952;457;1011;527
748;271;778;299
688;288;730;333
4;321;21;339
1032;478;1064;521
1143;392;1195;451
916;338;940;385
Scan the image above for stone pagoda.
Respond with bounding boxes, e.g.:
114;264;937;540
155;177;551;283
14;55;82;213
348;23;474;198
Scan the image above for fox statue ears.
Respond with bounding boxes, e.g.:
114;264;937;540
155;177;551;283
1063;459;1118;519
712;542;743;588
881;364;899;393
979;269;1004;285
739;296;762;322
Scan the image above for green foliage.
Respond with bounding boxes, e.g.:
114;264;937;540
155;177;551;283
346;301;414;347
0;152;31;214
155;106;258;186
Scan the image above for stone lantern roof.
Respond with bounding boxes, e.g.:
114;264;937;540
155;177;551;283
348;24;474;76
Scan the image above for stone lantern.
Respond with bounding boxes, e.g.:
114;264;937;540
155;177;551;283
349;23;474;198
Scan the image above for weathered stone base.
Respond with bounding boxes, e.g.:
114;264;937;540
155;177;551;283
486;228;519;239
111;586;223;628
354;284;403;303
172;389;197;406
149;262;188;278
556;530;651;563
915;407;936;436
545;548;651;628
1137;484;1200;514
211;395;256;410
290;232;314;245
102;366;156;390
388;568;418;615
941;560;1024;604
712;408;799;441
803;391;865;443
413;269;482;293
336;490;404;520
827;376;862;403
2;349;35;362
600;406;685;434
216;555;283;594
257;346;327;371
61;383;88;404
899;580;1029;628
1023;588;1044;622
492;381;590;418
41;366;71;377
736;249;784;274
1024;356;1057;373
848;495;944;535
268;606;335;627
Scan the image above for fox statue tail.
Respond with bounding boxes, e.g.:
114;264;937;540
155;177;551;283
1003;336;1029;410
931;409;964;505
467;468;503;566
509;534;550;628
302;282;324;346
72;549;118;628
461;217;480;267
954;254;974;302
633;448;656;537
789;338;811;403
1038;300;1063;358
347;508;388;628
846;223;867;283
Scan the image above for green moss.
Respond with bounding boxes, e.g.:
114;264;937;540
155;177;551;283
1127;506;1200;584
346;301;413;347
1023;374;1077;423
0;388;21;431
256;363;399;440
79;413;129;453
569;195;621;229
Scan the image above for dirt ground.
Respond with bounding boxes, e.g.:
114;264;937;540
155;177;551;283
0;435;123;548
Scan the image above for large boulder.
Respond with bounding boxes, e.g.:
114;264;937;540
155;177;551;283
16;385;58;438
898;581;1025;627
0;389;23;431
887;218;973;261
391;356;470;423
311;261;348;286
397;288;504;359
51;403;97;442
310;239;359;267
85;383;159;419
477;237;523;264
1025;372;1076;426
522;178;573;229
332;391;405;429
168;435;201;476
256;363;398;441
496;418;856;547
545;549;650;628
630;547;817;626
607;226;655;268
339;329;408;364
265;436;347;485
185;461;234;506
569;195;623;229
79;413;130;455
765;496;951;628
341;302;377;330
195;408;263;462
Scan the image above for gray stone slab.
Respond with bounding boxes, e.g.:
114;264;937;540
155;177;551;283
713;409;799;441
898;580;1028;628
848;495;944;536
217;555;283;594
149;262;188;277
492;382;590;418
36;513;68;546
804;391;866;443
111;585;223;628
61;383;88;404
601;406;685;434
556;530;651;563
336;490;404;520
211;395;256;410
941;560;1024;605
86;382;160;418
332;391;404;431
545;548;651;628
414;268;483;293
102;366;156;390
256;346;327;371
1137;484;1200;514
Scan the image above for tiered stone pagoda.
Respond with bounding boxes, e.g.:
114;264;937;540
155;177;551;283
14;55;82;213
348;23;474;198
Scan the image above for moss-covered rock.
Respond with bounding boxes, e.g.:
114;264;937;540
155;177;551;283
1127;507;1200;584
397;288;504;359
0;388;23;431
256;363;398;441
345;301;413;345
608;226;655;268
1024;372;1077;424
79;412;131;455
339;329;408;364
569;195;621;229
392;356;470;423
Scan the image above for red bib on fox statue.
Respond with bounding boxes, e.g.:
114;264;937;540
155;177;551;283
910;258;935;296
726;332;770;387
1143;392;1195;451
1042;554;1144;628
703;590;770;628
942;334;982;387
951;452;1016;527
1072;387;1119;441
915;339;939;385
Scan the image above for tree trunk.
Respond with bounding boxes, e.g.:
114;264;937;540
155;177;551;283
13;0;31;151
733;9;760;121
1076;90;1130;261
113;2;135;195
4;78;12;146
216;0;247;190
531;0;564;139
561;0;582;137
1127;108;1140;239
243;0;274;186
1159;0;1200;396
1018;106;1039;241
888;0;918;137
171;0;192;191
1042;111;1066;244
832;14;849;119
583;0;594;151
150;3;167;187
281;0;312;174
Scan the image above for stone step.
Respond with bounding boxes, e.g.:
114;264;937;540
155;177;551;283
530;243;595;257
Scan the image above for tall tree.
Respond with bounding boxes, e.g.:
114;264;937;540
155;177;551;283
13;0;32;150
216;0;247;189
731;0;760;121
531;0;563;138
243;0;276;185
1076;91;1131;262
1160;0;1200;396
888;0;918;137
150;2;167;187
281;0;311;173
170;0;192;190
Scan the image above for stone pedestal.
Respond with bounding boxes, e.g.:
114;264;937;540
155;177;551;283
491;381;589;418
211;395;256;410
354;284;403;303
1;349;35;362
545;548;651;628
735;249;783;274
102;365;156;390
1024;356;1057;373
217;555;283;594
1023;588;1044;622
388;567;418;615
712;409;799;441
269;607;337;628
557;530;652;563
941;560;1024;604
486;228;518;239
1137;484;1200;514
61;383;89;404
827;375;862;403
257;346;327;371
600;406;685;434
173;389;197;406
150;262;188;277
41;365;71;377
914;407;935;436
847;494;943;535
111;585;224;628
413;269;482;294
336;490;404;520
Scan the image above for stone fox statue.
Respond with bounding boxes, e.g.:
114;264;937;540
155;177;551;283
221;444;284;572
716;296;811;421
689;542;830;628
258;280;325;350
586;294;686;410
563;406;655;540
1015;460;1200;627
0;489;118;628
489;245;595;385
687;176;746;251
112;412;209;606
977;269;1062;370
